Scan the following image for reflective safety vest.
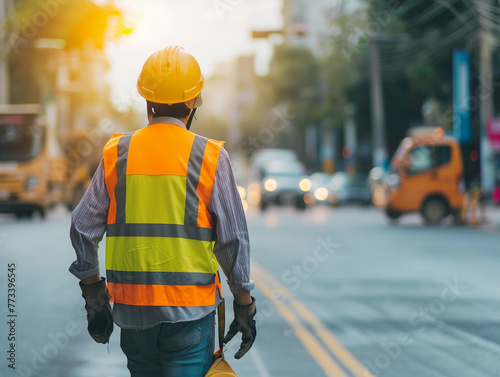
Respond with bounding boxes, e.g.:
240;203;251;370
103;121;223;307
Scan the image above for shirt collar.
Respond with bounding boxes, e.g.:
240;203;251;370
148;116;186;129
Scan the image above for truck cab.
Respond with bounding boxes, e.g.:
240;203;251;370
373;127;465;223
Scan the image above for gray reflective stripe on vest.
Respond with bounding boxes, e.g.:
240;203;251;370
106;223;213;241
184;135;208;227
114;132;134;224
107;270;216;286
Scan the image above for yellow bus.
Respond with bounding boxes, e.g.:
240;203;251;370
0;104;49;218
0;104;111;219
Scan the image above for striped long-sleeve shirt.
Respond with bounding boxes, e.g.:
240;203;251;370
69;116;253;329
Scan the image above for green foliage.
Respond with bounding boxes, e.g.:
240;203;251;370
269;45;318;102
267;45;321;130
321;0;491;156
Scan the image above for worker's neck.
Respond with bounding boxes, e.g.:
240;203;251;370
148;114;188;125
148;116;188;130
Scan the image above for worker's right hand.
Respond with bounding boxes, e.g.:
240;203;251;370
224;297;257;359
79;277;114;344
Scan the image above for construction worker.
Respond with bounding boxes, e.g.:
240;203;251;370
69;45;256;376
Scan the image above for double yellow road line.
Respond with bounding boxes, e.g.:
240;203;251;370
252;261;373;377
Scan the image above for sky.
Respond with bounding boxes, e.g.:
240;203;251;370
104;0;283;111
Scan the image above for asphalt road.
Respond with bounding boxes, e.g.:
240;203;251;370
0;205;499;377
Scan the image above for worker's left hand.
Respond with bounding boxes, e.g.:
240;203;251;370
79;277;114;344
224;297;256;359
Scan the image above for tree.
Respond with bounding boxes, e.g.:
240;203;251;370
325;0;499;163
7;0;128;104
268;44;320;132
261;44;323;160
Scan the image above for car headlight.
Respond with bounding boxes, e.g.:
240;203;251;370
264;178;278;192
247;182;261;206
26;175;39;190
299;178;312;192
314;187;329;201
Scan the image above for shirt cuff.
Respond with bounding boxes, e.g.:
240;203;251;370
241;280;255;291
68;262;100;281
231;279;255;294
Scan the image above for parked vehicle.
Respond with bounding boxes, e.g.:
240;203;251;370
327;172;371;206
372;127;465;223
259;160;310;211
0;105;48;218
0;104;108;218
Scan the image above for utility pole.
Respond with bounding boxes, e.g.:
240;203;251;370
369;38;388;168
0;0;10;104
344;104;356;173
479;28;495;193
476;0;496;194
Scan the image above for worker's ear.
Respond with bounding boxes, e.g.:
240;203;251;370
146;103;154;121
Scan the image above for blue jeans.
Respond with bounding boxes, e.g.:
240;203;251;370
120;313;215;377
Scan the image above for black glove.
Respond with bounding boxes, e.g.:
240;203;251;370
223;297;256;359
79;277;113;344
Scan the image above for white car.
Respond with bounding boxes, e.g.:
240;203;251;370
259;160;310;211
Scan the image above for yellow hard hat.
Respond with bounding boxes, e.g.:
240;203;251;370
137;45;204;106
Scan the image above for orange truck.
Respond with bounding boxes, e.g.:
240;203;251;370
372;127;465;223
0;104;108;218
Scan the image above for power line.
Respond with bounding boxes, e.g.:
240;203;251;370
377;10;479;72
364;1;500;78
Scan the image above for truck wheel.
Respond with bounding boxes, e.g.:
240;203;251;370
386;210;401;222
421;197;448;224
